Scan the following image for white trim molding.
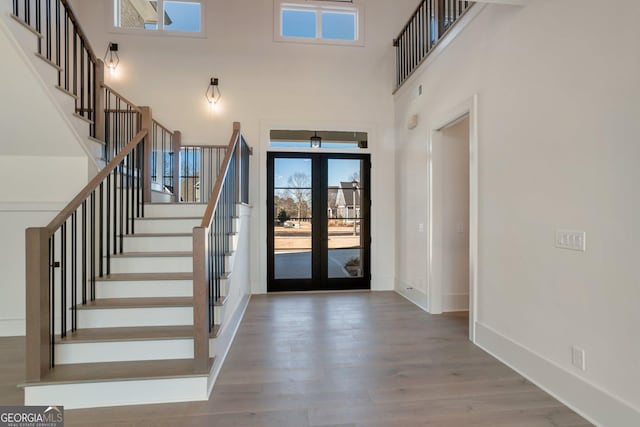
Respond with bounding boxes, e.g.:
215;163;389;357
476;322;640;427
426;94;479;343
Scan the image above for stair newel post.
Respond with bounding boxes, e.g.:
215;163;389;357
193;226;210;373
140;107;153;203
94;59;105;144
25;227;51;382
172;131;181;203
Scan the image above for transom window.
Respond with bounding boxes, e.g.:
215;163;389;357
113;0;203;34
275;0;364;46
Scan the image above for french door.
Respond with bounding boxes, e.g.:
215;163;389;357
267;153;371;292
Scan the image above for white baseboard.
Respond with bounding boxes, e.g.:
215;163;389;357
475;322;640;427
207;293;251;395
443;293;469;312
0;318;25;336
394;280;428;312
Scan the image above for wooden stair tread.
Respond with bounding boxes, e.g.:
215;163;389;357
111;251;192;258
26;358;214;386
138;216;202;220
97;272;193;282
146;202;207;206
75;297;192;310
127;233;192;238
55;325;193;343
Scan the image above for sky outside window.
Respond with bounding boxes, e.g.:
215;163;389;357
164;1;201;32
282;9;316;38
322;11;356;40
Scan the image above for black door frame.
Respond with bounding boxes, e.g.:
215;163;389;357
267;152;371;292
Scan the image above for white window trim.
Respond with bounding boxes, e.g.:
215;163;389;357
110;0;206;38
274;0;365;47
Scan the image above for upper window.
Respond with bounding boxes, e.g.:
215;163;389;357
113;0;202;34
275;0;364;46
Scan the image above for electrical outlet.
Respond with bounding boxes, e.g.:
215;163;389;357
571;346;586;371
556;229;586;252
418;223;424;233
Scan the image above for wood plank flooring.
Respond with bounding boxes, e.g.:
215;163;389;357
0;292;591;426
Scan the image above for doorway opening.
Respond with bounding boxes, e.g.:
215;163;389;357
431;114;471;331
267;152;371;292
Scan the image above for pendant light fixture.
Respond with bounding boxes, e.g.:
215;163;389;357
104;42;119;74
205;77;221;106
310;131;322;148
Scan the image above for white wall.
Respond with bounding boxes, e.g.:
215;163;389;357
433;117;469;313
0;11;90;336
394;0;640;424
72;0;419;293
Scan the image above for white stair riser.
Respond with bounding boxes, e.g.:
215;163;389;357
24;376;209;410
95;280;193;299
145;204;207;218
85;137;104;160
110;256;192;274
55;339;193;365
123;235;193;252
69;113;92;140
151;191;174;203
77;307;192;328
135;218;201;234
52;86;77;113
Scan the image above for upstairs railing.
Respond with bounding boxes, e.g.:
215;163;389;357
25;129;148;381
103;84;142;161
193;122;251;372
150;120;179;198
179;145;228;203
12;0;100;137
394;0;474;89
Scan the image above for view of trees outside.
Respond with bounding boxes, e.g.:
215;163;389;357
273;158;364;279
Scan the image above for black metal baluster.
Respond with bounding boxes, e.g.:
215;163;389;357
106;174;111;275
99;182;104;277
82;201;86;304
90;191;95;301
46;0;51;59
50;234;55;367
80;40;85;120
55;0;60;85
71;211;77;331
35;0;41;54
64;10;69;90
61;221;67;338
119;158;124;253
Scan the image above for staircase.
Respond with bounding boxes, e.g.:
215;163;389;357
25;202;248;409
8;0;253;410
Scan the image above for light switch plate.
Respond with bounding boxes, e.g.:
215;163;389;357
556;229;586;252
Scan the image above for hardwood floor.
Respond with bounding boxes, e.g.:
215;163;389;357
0;292;591;426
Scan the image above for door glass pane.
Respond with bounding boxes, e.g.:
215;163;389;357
274;158;313;279
327;159;363;278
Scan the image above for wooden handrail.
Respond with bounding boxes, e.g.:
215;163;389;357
200;122;241;228
152;119;175;136
61;0;98;62
45;130;148;234
102;84;142;112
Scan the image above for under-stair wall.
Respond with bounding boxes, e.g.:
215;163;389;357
0;3;92;337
